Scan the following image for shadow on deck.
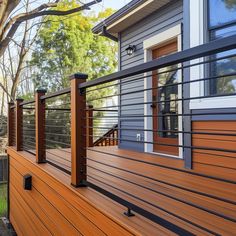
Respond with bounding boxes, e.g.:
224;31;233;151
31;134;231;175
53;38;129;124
43;146;236;235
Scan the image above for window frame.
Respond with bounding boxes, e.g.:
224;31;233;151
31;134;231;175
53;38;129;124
207;0;236;96
207;0;236;31
189;0;236;110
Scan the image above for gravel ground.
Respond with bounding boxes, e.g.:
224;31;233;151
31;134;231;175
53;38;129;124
0;218;16;236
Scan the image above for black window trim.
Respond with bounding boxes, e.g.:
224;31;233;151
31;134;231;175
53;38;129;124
209;19;236;31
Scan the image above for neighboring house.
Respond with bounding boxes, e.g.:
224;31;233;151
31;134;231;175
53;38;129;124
93;0;236;166
94;97;118;141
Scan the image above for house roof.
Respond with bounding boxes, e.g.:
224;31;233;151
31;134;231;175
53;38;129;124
92;0;172;38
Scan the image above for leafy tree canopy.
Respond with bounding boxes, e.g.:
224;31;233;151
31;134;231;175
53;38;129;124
30;0;117;96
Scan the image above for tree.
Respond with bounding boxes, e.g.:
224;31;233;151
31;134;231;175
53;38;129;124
0;0;46;102
0;0;101;58
223;0;236;9
30;2;117;104
29;3;118;141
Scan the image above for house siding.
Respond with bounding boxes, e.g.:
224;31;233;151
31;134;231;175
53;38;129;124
119;0;183;151
192;120;236;181
8;149;138;236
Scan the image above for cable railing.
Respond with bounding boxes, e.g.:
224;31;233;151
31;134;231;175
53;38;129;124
78;34;236;235
22;101;36;154
7;34;236;235
44;93;71;173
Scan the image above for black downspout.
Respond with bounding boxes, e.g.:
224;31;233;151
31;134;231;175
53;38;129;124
102;26;118;42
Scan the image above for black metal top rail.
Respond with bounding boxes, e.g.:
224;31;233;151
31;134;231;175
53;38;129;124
20;100;35;107
40;88;71;100
10;34;236;109
8;32;236;236
9;88;71;109
79;34;236;89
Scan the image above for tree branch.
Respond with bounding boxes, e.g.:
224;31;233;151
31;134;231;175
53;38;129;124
0;0;101;57
0;0;20;35
0;81;13;100
1;2;58;41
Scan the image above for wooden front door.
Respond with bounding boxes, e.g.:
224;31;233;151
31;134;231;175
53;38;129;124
152;41;179;156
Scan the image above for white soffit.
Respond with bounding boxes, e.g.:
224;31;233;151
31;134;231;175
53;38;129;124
107;0;172;34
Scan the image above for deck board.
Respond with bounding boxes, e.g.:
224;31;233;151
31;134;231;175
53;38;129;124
44;146;236;235
8;147;167;236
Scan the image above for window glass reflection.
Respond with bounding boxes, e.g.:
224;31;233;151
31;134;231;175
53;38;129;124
208;0;236;95
209;0;236;28
157;66;178;138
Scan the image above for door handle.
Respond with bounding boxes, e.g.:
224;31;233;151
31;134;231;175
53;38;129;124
151;104;156;108
151;96;156;108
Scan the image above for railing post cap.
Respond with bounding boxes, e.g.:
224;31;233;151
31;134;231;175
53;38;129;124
87;104;93;109
16;98;24;102
70;73;88;80
36;88;47;93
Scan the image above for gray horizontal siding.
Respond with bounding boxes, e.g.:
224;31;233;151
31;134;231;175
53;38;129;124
192;108;236;121
121;14;183;54
119;0;183;152
121;1;183;41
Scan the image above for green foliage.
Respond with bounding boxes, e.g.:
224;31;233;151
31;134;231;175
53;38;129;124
0;183;7;217
30;0;118;106
30;1;118;139
21;92;35;101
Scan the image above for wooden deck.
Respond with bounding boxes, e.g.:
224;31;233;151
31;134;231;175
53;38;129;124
44;146;236;235
8;147;156;236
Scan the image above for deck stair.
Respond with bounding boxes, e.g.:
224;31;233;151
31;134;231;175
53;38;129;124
93;124;118;146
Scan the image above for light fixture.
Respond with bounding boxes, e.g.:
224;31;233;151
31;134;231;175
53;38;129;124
23;174;32;190
125;45;136;56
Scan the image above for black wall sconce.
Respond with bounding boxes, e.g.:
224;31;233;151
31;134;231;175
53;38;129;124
23;174;32;190
125;45;136;56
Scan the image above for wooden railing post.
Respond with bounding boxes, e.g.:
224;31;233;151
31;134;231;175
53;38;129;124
16;98;24;151
35;89;47;163
86;105;93;147
70;73;88;187
7;101;14;146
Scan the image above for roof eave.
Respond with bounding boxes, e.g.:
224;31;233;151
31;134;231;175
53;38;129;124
92;0;172;38
92;0;145;35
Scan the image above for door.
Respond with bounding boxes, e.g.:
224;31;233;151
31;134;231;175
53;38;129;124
152;40;179;155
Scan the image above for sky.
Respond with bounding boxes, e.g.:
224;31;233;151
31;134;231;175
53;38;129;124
101;0;128;9
89;0;129;12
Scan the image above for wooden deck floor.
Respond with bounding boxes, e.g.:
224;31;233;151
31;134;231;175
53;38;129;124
44;146;236;236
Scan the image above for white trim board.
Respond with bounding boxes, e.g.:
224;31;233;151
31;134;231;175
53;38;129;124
143;24;183;159
143;24;182;50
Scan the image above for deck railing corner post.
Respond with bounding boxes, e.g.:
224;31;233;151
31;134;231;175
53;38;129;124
16;98;24;151
35;89;47;163
7;101;15;147
70;73;88;187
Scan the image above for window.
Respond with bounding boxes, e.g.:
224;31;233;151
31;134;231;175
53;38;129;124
208;0;236;95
